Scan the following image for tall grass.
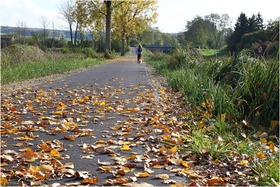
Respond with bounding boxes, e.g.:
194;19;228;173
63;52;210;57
145;48;279;132
145;48;279;185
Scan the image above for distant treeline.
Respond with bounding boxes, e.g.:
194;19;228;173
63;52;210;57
0;26;94;41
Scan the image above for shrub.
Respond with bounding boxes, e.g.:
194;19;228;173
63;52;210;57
82;48;101;58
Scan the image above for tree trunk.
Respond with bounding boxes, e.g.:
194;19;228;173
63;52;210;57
105;0;111;52
126;36;129;49
121;34;125;56
74;22;79;49
69;23;73;50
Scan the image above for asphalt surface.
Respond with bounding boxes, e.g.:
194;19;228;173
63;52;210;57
1;60;187;186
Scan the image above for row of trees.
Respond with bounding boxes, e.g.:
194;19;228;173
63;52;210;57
59;0;158;56
177;13;232;49
228;13;279;56
178;12;279;57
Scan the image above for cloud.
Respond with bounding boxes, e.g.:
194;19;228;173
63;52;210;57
1;0;67;29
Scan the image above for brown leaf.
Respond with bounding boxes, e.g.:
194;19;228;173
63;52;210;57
64;135;78;141
22;148;39;162
82;177;99;184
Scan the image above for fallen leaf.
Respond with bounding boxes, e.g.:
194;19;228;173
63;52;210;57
97;159;111;166
82;177;99;184
256;151;266;159
207;177;226;186
167;146;178;154
50;149;61;158
64;135;78;141
22;148;39;162
181;161;189;168
0;177;8;186
134;172;150;178
239;160;249;166
121;144;131;151
163;179;177;184
154;174;169;180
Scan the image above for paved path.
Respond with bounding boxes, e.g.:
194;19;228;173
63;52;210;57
1;59;187;186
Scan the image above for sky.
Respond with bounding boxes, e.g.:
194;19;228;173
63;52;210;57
1;0;279;33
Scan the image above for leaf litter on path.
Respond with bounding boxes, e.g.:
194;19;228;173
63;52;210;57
1;69;279;186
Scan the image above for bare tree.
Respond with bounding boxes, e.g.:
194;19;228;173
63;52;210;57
41;16;49;48
16;21;27;44
58;0;75;50
51;20;58;48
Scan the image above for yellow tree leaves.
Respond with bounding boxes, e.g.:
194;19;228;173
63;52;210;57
113;0;158;54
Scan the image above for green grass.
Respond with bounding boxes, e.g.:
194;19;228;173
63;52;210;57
200;48;229;59
200;49;217;56
145;48;279;185
1;58;104;84
146;49;279;131
0;44;106;84
1;54;105;84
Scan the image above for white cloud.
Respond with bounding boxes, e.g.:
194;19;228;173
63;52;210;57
1;0;67;29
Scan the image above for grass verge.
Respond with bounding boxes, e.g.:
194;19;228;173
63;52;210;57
1;45;105;85
145;48;279;185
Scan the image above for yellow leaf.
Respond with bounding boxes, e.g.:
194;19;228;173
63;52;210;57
17;135;34;141
162;134;171;141
97;140;107;144
28;164;39;175
53;111;63;115
239;160;249;165
198;121;204;127
203;111;212;118
170;184;184;187
256;151;266;159
268;141;275;152
221;113;226;121
99;100;106;106
170;146;178;154
1;177;8;186
135;172;150;178
260;138;267;144
121;144;131;151
181;161;189;168
126;154;136;160
50;149;61;158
